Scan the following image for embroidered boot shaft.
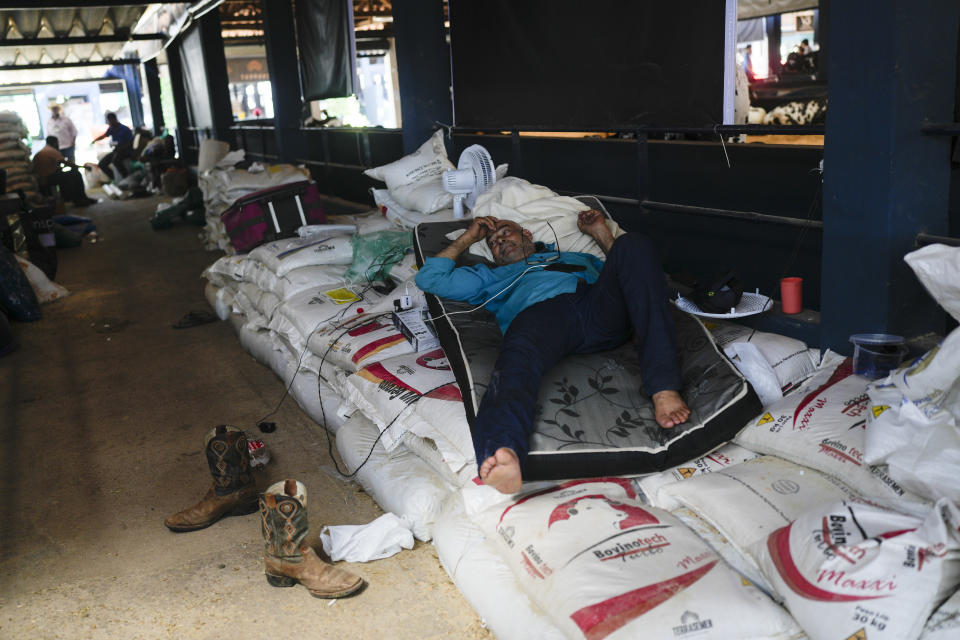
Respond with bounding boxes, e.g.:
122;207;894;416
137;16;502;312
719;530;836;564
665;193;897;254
259;479;364;598
163;425;258;532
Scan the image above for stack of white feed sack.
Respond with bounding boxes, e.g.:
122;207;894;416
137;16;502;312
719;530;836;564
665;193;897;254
197;157;310;252
202;178;960;638
0;112;39;200
202;213;454;541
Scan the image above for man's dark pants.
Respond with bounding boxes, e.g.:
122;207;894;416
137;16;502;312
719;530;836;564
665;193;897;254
98;143;133;180
473;233;681;467
47;168;91;203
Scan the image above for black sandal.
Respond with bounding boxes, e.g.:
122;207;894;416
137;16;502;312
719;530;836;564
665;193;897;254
173;310;218;329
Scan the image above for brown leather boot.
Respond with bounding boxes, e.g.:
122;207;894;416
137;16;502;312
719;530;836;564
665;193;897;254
164;425;258;532
260;479;364;598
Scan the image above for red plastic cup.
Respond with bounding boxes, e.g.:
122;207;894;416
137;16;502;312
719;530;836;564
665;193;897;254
780;277;803;314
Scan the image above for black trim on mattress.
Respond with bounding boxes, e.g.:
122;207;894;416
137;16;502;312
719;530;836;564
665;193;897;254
522;385;761;480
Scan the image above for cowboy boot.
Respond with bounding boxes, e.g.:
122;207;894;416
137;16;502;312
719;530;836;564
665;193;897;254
260;479;364;598
163;425;259;532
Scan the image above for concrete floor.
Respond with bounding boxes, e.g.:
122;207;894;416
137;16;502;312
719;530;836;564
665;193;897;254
0;191;491;640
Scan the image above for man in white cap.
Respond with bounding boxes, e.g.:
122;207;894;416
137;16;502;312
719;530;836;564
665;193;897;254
46;105;78;164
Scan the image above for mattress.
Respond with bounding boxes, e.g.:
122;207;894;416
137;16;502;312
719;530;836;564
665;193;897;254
413;219;762;481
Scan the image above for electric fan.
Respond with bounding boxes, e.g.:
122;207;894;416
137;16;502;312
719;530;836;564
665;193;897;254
442;145;496;218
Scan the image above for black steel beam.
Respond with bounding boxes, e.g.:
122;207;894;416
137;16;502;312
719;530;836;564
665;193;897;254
916;232;960;247
921;123;960;135
452;124;826;135
0;58;139;70
0;34;164;46
642;200;824;230
0;1;152;7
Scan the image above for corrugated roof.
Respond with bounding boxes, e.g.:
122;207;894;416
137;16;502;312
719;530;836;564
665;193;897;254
0;3;184;86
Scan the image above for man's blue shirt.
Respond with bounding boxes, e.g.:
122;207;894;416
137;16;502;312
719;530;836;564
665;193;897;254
107;122;133;146
415;248;604;333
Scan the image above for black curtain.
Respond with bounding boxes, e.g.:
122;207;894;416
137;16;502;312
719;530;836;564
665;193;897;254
295;0;355;101
180;25;213;130
448;0;726;129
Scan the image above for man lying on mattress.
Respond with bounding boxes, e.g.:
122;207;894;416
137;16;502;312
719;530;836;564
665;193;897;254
414;210;690;493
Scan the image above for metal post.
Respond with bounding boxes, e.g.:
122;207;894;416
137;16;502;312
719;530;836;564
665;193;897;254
393;0;452;154
198;9;235;146
261;0;305;162
165;43;193;162
143;58;165;135
820;0;959;350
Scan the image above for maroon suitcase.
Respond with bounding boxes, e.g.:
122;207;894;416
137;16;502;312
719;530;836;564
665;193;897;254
220;180;326;253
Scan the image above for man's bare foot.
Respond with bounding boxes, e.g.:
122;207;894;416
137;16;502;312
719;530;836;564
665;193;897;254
479;447;523;494
652;390;691;429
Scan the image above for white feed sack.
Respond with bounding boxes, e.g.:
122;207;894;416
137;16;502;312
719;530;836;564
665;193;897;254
203;281;234;321
269;284;383;351
657;455;862;579
637;442;760;509
920;587;960;639
335;413;454;541
670;506;776;597
238;281;281;322
248;233;354;276
372;187;457;228
326;210;398;236
865;324;960;504
469;477;802;640
208;163;309;203
306;311;414;373
411;386;478;481
364;130;455;214
754;498;960;640
432;494;567;640
281;359;350;435
704;319;821;397
257;264;348;300
343;347;459;438
734;351;924;508
203;254;251;286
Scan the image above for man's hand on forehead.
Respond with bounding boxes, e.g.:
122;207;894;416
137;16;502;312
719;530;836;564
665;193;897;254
462;215;499;244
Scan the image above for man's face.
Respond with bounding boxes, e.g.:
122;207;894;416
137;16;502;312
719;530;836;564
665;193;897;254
486;220;532;265
51;108;60;119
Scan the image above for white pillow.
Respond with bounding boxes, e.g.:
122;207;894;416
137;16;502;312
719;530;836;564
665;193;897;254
364;129;454;192
449;177;624;262
390;175;453;214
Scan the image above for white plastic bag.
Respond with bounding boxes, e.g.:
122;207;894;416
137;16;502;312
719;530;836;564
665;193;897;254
865;325;960;503
904;243;960;323
723;341;784;406
15;256;69;303
319;513;414;562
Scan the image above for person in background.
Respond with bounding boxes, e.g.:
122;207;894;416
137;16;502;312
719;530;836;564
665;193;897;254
91;112;134;181
742;44;756;82
32;135;96;207
46;105;78;164
798;38;811;56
